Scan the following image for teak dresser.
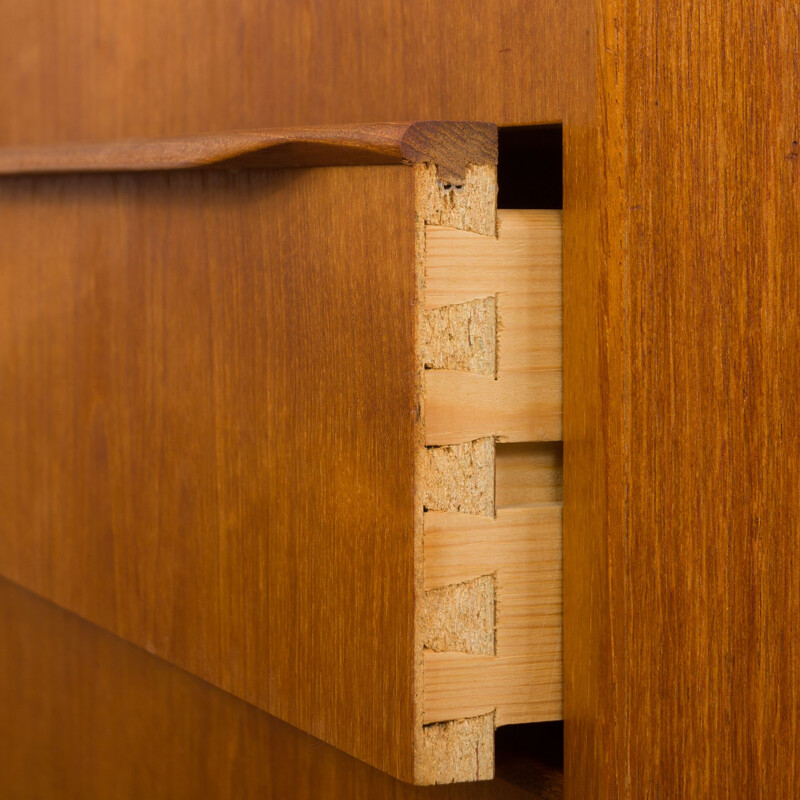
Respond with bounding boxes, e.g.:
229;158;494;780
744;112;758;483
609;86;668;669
1;2;798;798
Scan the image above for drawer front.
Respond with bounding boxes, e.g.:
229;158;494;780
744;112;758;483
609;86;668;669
0;123;562;785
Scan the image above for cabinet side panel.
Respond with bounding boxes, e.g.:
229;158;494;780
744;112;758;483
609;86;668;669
564;1;800;797
0;166;417;779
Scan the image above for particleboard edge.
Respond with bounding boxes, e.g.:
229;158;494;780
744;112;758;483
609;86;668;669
414;195;564;785
413;161;499;784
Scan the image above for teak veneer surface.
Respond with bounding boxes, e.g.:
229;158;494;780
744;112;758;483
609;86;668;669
0;165;419;781
0;152;565;785
4;0;797;796
0;122;496;184
563;2;800;798
0;2;561;148
0;576;559;800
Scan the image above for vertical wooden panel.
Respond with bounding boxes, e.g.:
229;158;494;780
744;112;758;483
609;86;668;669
0;166;418;780
563;1;800;796
561;0;619;795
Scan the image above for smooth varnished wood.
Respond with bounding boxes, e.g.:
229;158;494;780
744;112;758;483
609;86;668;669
7;0;796;794
0;2;561;148
563;1;800;797
1;132;557;785
0;122;497;184
0;165;419;781
0;576;554;800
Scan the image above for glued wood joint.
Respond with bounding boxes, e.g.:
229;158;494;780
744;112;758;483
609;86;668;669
414;159;500;785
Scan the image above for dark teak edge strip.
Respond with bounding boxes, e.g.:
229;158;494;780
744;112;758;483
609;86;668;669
0;122;497;184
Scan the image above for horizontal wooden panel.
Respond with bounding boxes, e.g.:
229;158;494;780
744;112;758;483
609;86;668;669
0;140;511;785
0;1;561;150
424;211;562;309
0;133;565;785
424;370;562;445
424;651;562;725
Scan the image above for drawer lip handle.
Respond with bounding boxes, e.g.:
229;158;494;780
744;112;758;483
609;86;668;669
0;121;497;184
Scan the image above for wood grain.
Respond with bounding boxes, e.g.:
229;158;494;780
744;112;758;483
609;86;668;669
0;575;553;800
562;1;800;797
0;1;561;148
0;2;570;784
0;165;419;781
424;211;562;445
423;506;562;726
7;0;793;794
419;204;563;771
0;136;534;786
0;122;497;184
425;371;561;445
496;443;563;507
